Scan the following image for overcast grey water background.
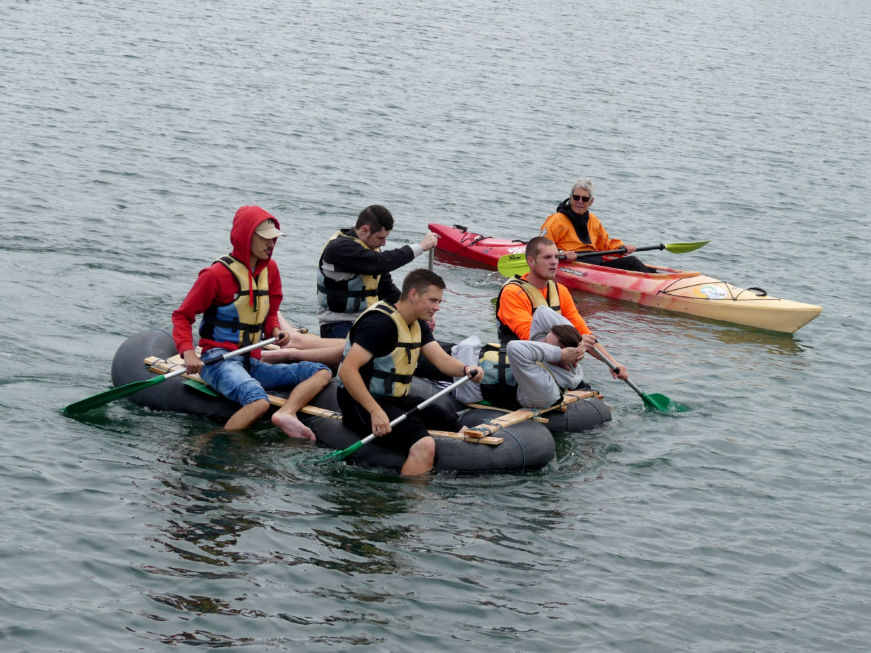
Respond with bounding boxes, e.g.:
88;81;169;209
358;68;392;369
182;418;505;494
2;0;871;651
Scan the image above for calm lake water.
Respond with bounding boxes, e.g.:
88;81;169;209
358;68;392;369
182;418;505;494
2;0;870;650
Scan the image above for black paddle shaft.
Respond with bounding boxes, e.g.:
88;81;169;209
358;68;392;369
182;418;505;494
565;244;664;260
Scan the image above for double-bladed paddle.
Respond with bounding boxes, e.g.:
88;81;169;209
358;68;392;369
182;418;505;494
318;374;473;462
62;337;278;416
592;345;689;413
497;241;709;277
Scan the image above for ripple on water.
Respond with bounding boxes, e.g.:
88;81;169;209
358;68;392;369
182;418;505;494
3;0;871;649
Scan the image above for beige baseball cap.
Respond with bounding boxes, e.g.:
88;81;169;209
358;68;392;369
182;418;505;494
254;219;285;238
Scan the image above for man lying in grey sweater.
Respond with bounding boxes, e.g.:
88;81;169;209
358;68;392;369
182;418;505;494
506;306;586;408
451;306;588;409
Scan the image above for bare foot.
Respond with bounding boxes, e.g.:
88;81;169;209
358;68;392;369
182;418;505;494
272;411;316;441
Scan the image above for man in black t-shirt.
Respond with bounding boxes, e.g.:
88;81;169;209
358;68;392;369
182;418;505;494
337;268;483;476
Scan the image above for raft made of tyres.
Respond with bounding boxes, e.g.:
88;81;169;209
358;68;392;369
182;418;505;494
110;329;612;472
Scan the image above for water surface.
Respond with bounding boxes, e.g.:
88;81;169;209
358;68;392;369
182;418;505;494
2;0;870;650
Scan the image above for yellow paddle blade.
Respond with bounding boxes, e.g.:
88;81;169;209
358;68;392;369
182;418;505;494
662;241;709;254
497;253;529;277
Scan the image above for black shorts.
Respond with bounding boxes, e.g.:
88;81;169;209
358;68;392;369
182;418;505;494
337;387;460;454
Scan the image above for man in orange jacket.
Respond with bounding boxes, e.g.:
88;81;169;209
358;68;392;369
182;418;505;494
540;178;649;271
495;236;629;380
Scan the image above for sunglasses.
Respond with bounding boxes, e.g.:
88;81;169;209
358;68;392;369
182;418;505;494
572;194;592;202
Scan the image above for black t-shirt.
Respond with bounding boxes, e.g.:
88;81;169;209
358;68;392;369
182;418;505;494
338;309;461;441
349;310;434;384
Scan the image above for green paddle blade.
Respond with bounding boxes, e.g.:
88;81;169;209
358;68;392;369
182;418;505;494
641;392;690;413
497;253;529;277
662;240;709;254
63;337;276;418
606;355;690;414
183;378;220;396
318;438;366;462
62;374;169;416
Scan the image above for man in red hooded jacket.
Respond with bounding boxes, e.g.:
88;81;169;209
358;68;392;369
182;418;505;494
172;206;331;440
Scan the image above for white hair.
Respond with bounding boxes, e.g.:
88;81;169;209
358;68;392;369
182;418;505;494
570;178;594;196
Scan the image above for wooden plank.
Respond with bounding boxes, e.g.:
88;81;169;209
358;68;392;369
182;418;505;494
146;356;189;376
298;404;342;420
463;411;537;438
463;403;550;424
142;355;500;445
428;430;503;445
465;402;510;411
462;389;601;438
566;389;599;400
143;354;597;443
464;389;598;410
286;401;503;446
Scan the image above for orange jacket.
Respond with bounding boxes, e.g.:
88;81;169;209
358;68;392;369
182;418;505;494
496;274;591;341
540;211;625;253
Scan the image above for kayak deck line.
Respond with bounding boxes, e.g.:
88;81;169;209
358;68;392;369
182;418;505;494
557;263;702;281
660;282;774;301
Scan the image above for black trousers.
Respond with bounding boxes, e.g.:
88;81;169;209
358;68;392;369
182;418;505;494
337;386;460;454
583;255;651;272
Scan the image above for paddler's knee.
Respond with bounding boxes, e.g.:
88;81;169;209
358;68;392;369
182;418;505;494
312;368;333;388
415;435;436;459
244;398;271;416
403;436;436;476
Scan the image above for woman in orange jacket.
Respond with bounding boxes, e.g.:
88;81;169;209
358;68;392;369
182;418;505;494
539;178;649;272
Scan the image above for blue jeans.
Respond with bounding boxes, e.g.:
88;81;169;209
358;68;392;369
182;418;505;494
200;349;329;406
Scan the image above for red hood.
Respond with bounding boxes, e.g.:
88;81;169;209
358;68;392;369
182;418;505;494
230;205;279;273
230;206;279;307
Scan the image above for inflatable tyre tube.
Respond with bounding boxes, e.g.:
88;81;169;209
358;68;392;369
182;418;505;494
110;331;586;472
456;408;555;471
307;381;554;471
544;397;612;432
110;328;239;421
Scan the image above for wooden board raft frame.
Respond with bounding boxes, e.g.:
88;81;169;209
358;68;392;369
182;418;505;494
144;351;601;445
458;389;600;438
143;354;510;445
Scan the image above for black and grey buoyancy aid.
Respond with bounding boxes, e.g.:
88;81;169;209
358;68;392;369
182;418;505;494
478;342;520;408
317;230;381;314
